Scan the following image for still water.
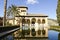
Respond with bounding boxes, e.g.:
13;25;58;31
48;30;60;40
2;30;60;40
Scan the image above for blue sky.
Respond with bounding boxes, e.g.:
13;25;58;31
0;0;58;19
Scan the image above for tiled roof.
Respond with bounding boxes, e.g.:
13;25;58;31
27;13;48;16
16;13;48;17
17;6;28;9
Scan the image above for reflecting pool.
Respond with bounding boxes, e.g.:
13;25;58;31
14;30;60;40
1;30;60;40
48;30;60;40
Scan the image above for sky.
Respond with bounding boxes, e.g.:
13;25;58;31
0;0;58;19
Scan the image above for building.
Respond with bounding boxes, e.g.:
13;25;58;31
48;19;59;26
8;6;49;37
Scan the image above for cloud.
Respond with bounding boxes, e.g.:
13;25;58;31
26;0;39;4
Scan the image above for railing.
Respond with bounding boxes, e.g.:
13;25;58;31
0;26;20;40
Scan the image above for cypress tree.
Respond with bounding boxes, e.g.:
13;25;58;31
56;0;60;26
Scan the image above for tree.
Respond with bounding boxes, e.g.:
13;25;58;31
56;0;60;26
7;5;20;25
3;0;7;26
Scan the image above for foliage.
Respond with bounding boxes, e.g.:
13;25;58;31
7;5;20;19
7;5;20;25
56;0;60;26
58;33;60;40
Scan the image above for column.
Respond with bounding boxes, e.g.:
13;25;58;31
45;18;48;37
35;18;38;31
30;18;32;37
40;18;43;36
30;18;32;30
20;18;22;32
35;18;38;37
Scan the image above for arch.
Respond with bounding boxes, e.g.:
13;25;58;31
25;19;30;24
27;19;30;24
31;18;36;24
37;19;41;24
22;18;25;24
42;19;45;24
25;19;27;24
17;20;20;25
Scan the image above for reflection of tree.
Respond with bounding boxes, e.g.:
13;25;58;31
58;33;60;40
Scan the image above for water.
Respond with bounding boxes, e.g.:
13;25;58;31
48;30;60;40
1;30;60;40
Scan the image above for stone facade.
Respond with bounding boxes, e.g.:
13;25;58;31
48;19;59;26
8;6;49;37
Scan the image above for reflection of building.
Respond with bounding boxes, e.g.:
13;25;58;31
8;6;49;37
20;38;48;40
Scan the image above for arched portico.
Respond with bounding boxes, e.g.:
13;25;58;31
18;16;48;37
37;19;41;24
25;19;30;26
42;19;45;24
20;18;46;28
31;18;36;25
27;19;30;25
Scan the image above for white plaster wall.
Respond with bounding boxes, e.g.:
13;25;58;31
9;20;13;25
15;17;20;25
35;23;39;31
18;8;28;15
14;17;49;31
25;17;49;31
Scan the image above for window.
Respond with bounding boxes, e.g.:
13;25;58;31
42;19;45;24
21;10;26;12
27;19;30;24
38;19;41;24
32;18;36;24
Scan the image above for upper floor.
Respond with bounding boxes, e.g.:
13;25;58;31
17;6;28;15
